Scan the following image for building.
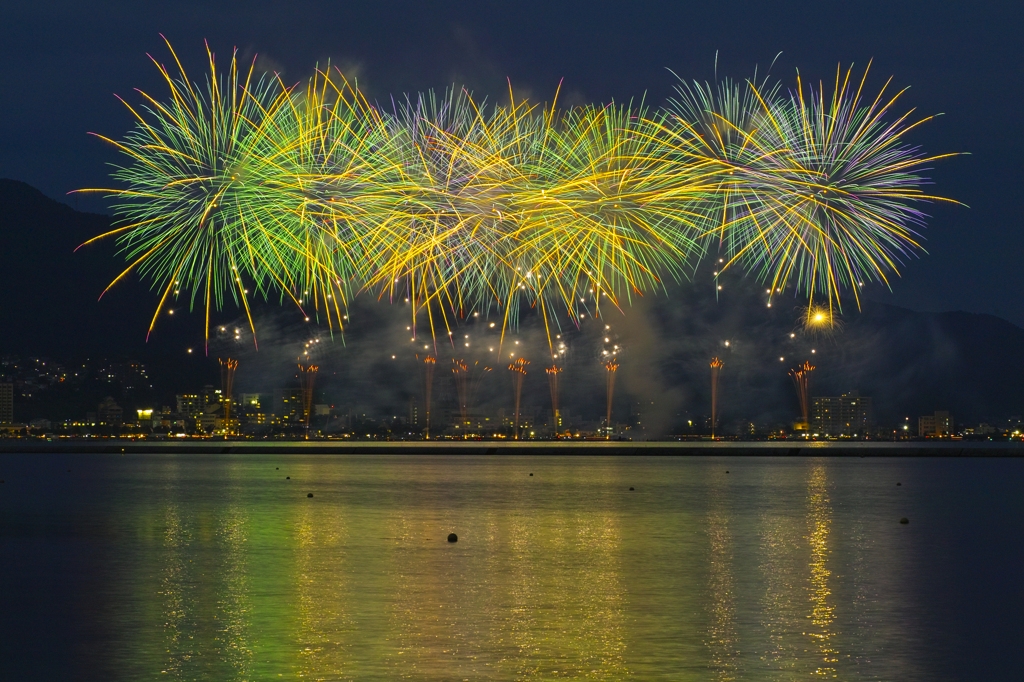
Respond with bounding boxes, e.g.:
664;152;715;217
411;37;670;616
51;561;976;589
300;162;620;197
919;411;953;437
0;382;13;423
176;394;203;420
811;392;873;437
97;396;124;426
274;388;305;423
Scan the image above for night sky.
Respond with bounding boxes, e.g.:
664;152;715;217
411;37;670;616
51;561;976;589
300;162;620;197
2;0;1021;326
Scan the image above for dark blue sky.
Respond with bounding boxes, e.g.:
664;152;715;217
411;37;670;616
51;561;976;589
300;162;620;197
2;0;1021;325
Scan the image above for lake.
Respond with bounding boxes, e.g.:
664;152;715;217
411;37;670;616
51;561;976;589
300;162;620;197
1;452;1021;680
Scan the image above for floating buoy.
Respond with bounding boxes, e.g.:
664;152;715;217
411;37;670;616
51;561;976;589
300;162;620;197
447;533;458;543
726;470;730;474
896;482;902;486
276;467;279;470
307;493;314;498
286;476;290;479
629;487;634;491
900;517;909;524
529;473;533;476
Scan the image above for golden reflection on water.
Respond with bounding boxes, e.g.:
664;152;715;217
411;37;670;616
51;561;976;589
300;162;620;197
294;473;352;680
705;471;738;680
97;455;922;680
806;462;838;677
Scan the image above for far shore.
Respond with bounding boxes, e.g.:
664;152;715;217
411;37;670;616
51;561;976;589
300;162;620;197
2;440;1022;457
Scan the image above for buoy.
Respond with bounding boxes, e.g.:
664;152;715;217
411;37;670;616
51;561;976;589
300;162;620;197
896;482;902;486
629;487;634;491
899;517;909;524
447;533;458;542
726;470;730;474
307;493;314;498
286;476;290;479
529;473;533;476
276;467;279;470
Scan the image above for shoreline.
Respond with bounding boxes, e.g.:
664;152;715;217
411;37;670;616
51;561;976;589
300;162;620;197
2;440;1023;456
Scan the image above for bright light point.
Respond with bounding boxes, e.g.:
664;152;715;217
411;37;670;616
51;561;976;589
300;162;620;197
719;258;723;263
717;285;722;290
780;357;784;361
465;343;469;347
424;345;428;349
392;355;396;359
603;350;608;355
605;337;610;342
169;310;174;314
767;303;772;307
304;317;309;321
515;341;519;344
812;349;816;353
489;322;495;328
724;341;729;346
489;348;493;351
473;312;479;316
187;349;192;353
791;333;796;338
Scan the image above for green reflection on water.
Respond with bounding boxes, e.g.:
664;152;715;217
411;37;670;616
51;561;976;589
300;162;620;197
99;455;919;681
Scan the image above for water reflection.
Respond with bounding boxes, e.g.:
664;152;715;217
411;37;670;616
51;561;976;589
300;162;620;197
705;470;737;679
71;455;932;680
806;462;837;677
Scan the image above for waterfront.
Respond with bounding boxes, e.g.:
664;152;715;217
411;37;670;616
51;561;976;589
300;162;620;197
1;453;1021;680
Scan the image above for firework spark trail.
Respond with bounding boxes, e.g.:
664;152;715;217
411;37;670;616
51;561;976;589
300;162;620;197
219;358;237;434
789;361;815;428
452;359;491;431
85;43;958;346
710;357;723;438
420;355;436;438
508;357;529;439
546;365;563;432
604;359;619;438
298;362;318;438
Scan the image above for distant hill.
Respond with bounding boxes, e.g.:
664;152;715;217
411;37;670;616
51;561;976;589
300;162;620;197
1;178;1021;429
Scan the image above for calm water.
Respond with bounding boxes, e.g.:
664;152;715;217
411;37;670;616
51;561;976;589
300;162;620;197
1;453;1021;681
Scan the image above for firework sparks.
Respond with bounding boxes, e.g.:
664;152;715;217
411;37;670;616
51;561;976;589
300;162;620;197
604;359;619;439
508;357;529;439
85;44;957;345
789;361;815;430
710;357;723;438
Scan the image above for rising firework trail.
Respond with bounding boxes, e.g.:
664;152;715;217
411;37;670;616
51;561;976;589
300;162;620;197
545;365;563;432
451;359;492;434
420;355;436;439
219;358;237;435
298;362;318;439
789;361;815;430
604;359;619;439
508;357;529;440
710;357;723;438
